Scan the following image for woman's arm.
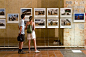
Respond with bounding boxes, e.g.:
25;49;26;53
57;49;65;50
33;22;35;30
25;21;29;30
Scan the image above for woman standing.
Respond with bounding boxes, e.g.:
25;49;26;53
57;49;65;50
26;16;40;53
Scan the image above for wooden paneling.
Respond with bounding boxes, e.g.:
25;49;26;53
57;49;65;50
0;0;64;46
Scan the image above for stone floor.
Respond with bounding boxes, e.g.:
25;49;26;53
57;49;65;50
0;49;86;57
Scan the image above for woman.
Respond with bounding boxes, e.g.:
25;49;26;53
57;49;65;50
26;16;40;53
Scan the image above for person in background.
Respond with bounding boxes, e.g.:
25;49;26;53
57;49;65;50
18;14;25;54
25;16;40;53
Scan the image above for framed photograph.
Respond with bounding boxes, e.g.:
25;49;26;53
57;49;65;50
47;19;59;28
0;19;6;29
24;19;29;26
60;18;72;28
74;13;85;22
21;8;32;17
60;8;72;17
34;8;46;17
47;8;59;17
34;19;46;28
7;13;19;23
0;8;5;18
24;21;28;27
24;19;29;21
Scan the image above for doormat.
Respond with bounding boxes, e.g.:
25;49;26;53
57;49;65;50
72;50;82;53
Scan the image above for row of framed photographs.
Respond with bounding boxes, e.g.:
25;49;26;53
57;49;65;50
0;8;72;18
0;18;70;29
0;13;85;24
4;13;85;23
24;18;72;28
0;14;86;29
0;8;85;23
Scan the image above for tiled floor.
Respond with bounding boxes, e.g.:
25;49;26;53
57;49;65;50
0;50;63;57
61;50;86;57
0;49;86;57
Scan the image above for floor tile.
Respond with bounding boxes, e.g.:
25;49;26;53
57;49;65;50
0;54;6;57
55;54;63;57
82;50;86;54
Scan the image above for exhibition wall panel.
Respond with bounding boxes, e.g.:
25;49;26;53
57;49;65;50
0;0;38;47
0;0;64;47
64;0;85;47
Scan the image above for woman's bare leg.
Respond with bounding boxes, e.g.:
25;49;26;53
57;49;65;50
28;40;31;51
33;39;36;51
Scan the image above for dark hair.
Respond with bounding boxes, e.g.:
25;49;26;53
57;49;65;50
21;14;25;19
29;16;33;22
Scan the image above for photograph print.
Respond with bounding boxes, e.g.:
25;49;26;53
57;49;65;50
60;8;72;17
0;8;5;18
24;21;28;27
0;19;6;29
34;19;46;28
7;14;19;23
24;19;29;26
47;19;59;28
74;13;85;22
60;18;72;28
34;8;46;17
47;8;59;17
21;8;32;17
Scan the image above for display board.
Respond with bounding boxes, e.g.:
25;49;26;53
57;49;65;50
47;8;59;28
60;8;72;28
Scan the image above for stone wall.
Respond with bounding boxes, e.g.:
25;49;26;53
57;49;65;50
64;0;85;46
